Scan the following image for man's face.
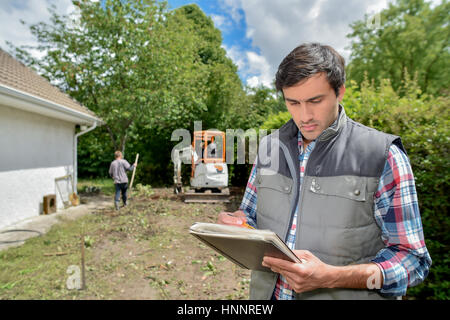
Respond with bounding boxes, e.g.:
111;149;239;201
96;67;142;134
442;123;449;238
282;72;345;146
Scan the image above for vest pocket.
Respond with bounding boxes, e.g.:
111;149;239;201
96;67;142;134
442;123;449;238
255;172;293;193
301;175;377;230
308;175;368;202
254;172;294;231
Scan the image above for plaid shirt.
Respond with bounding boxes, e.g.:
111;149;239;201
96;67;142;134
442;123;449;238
240;130;431;299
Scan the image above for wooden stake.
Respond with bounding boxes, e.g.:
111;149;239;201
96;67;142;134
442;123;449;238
81;235;86;290
44;252;68;256
129;153;139;197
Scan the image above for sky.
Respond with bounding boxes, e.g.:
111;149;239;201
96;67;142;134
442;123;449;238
0;0;442;88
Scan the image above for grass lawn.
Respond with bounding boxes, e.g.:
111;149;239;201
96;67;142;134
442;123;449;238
0;186;250;300
77;178;115;196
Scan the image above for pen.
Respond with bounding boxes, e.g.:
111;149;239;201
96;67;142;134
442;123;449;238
243;222;255;229
226;213;255;229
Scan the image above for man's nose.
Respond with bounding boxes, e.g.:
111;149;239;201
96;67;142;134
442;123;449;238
301;104;314;123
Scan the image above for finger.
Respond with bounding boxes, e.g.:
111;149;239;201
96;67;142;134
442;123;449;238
268;266;303;292
217;212;231;224
281;273;306;293
218;213;245;227
263;256;299;273
266;264;304;291
233;210;247;218
224;216;245;225
280;270;301;282
293;250;314;260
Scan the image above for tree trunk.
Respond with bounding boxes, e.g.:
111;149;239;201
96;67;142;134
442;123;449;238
120;131;128;157
105;125;119;151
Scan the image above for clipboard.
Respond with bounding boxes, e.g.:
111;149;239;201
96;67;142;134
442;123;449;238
189;222;301;272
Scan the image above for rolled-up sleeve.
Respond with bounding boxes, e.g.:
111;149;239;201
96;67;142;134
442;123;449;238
372;144;432;297
122;160;133;171
109;162;114;178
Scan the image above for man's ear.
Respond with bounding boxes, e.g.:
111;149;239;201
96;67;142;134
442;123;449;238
338;85;346;102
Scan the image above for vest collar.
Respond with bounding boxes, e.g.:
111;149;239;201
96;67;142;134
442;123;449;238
317;104;347;142
279;104;347;144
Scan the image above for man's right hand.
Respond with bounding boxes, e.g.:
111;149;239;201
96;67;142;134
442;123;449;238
217;210;248;228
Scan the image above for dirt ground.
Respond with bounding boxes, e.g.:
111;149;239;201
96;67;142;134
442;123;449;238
0;187;251;300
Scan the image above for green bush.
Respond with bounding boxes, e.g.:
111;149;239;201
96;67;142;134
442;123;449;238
134;184;155;197
260;111;292;131
344;77;449;300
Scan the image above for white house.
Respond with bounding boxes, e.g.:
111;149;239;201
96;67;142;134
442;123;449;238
0;49;102;229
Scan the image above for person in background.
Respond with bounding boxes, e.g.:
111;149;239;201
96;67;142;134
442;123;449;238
109;151;137;210
207;136;217;158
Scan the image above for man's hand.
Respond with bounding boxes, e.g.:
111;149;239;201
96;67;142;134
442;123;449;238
134;163;137;167
217;210;248;228
262;250;384;293
262;250;334;293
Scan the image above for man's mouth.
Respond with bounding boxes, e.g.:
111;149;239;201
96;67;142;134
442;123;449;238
301;124;318;132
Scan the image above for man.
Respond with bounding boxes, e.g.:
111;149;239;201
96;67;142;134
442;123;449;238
207;137;217;158
109;151;137;210
218;43;431;300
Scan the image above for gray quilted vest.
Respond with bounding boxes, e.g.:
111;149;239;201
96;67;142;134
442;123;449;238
250;106;405;300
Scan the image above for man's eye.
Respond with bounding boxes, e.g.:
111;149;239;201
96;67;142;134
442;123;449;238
310;99;321;104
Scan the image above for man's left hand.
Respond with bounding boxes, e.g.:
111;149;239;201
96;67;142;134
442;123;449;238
262;250;334;293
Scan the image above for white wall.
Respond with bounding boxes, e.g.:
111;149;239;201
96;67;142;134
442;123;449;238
0;104;75;229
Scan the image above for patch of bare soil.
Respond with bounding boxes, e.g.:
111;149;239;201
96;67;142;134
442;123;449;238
80;187;251;300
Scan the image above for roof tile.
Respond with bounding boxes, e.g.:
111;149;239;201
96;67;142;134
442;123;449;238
0;48;98;118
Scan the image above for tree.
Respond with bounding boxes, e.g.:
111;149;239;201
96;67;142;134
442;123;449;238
346;0;450;96
169;4;248;132
8;0;210;154
8;0;271;186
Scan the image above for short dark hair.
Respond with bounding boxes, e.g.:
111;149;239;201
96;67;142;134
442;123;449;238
275;43;346;96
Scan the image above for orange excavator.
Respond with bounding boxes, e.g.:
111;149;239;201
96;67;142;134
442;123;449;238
173;130;230;203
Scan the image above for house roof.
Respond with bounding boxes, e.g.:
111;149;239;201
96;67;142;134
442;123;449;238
0;48;99;122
